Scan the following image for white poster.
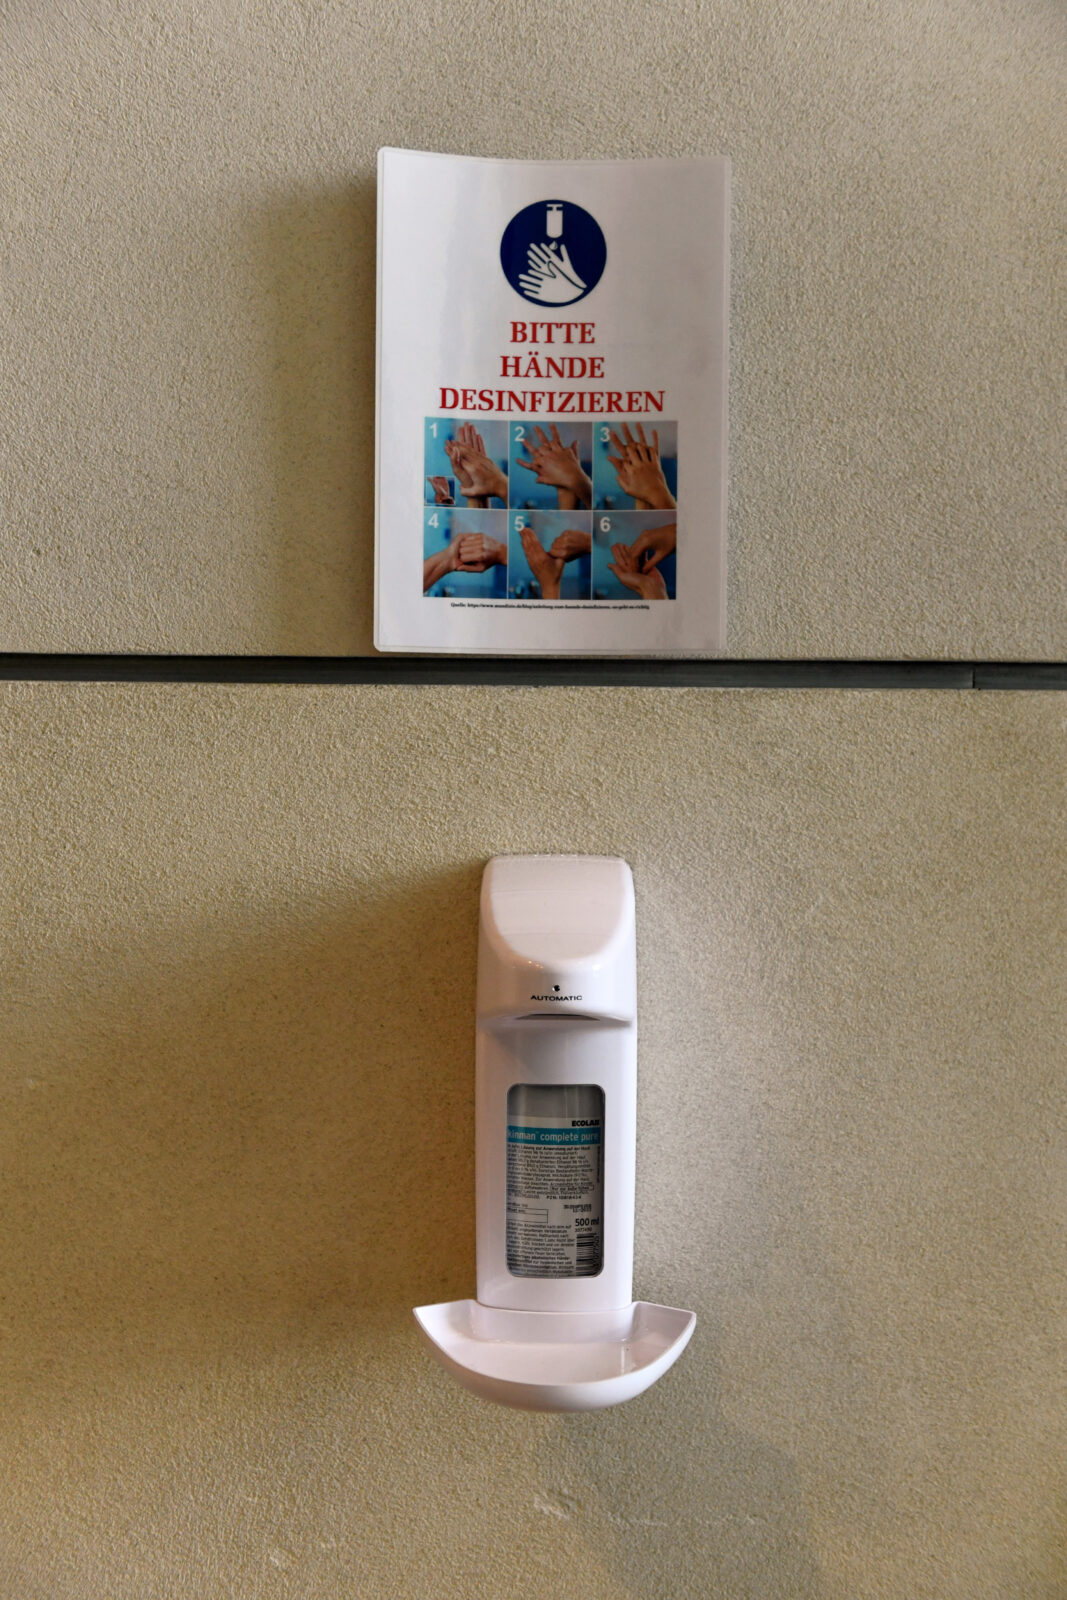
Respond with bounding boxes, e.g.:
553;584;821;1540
375;149;729;654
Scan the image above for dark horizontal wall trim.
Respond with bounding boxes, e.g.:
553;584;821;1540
0;655;1064;689
972;664;1067;691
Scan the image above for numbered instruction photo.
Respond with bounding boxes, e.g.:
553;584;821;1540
376;150;729;653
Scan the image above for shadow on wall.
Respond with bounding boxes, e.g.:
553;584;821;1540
1;867;480;1411
256;179;377;652
536;1330;824;1599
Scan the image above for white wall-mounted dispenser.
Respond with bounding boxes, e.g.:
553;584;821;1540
414;855;695;1411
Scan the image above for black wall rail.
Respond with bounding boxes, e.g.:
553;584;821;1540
0;656;1063;689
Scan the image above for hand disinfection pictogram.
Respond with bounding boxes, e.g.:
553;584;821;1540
500;200;606;307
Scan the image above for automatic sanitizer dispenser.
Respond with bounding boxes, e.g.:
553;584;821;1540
414;855;695;1410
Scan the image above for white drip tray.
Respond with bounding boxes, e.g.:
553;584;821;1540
413;1299;696;1412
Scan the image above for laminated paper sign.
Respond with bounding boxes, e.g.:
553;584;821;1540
375;149;729;654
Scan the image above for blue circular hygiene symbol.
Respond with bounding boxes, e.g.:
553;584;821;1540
500;200;606;307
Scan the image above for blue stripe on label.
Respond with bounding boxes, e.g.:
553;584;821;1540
507;1126;602;1145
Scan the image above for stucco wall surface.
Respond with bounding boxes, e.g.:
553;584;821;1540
1;0;1064;656
1;682;1064;1597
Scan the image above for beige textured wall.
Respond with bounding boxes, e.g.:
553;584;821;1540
1;683;1064;1597
2;0;1064;656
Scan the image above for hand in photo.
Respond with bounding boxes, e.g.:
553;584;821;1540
444;425;486;508
520;525;565;600
607;541;669;600
548;527;592;563
606;424;676;511
454;532;507;573
426;476;454;506
516;424;592;509
423;528;487;591
447;424;508;504
627;521;676;572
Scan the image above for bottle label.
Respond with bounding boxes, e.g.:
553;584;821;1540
505;1084;604;1277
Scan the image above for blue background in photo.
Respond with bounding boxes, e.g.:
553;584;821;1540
509;422;593;512
592;420;677;511
424;418;509;505
508;511;591;600
592;512;677;601
424;508;508;599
